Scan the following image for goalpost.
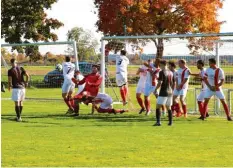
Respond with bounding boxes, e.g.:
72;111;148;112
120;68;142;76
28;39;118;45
100;32;233;115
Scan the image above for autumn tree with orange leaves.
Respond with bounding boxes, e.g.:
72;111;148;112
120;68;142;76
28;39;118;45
94;0;224;58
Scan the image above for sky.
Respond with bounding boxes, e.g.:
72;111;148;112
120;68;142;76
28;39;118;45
3;0;233;55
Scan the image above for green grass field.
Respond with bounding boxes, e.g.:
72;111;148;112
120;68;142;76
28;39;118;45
1;87;233;167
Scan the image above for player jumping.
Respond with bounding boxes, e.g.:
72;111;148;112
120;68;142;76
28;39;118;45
173;59;190;118
202;58;232;121
115;50;129;106
136;63;147;114
153;60;174;126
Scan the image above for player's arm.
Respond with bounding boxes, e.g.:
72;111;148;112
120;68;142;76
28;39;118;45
153;71;162;97
22;68;29;87
203;75;214;91
88;76;103;86
178;70;189;89
217;69;225;88
8;76;12;91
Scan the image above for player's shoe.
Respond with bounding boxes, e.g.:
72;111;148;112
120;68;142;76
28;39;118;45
184;113;188;118
139;108;145;114
123;101;128;106
66;109;74;114
73;112;79;116
1;83;5;92
153;122;161;126
206;113;209;118
17;117;22;122
168;122;172;126
120;109;129;114
227;116;232;121
145;111;151;116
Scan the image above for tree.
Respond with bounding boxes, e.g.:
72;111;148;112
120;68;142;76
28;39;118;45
94;0;223;58
1;0;63;61
66;27;99;62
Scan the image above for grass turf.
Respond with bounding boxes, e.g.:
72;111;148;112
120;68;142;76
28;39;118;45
1;88;233;167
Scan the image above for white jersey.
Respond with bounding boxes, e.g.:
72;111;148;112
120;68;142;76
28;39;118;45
76;73;85;94
116;55;129;75
137;65;147;86
175;67;190;89
145;63;160;86
204;67;224;88
96;93;113;109
62;62;75;82
199;68;207;90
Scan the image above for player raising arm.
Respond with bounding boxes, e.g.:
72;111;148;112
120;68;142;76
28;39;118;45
115;50;129;106
202;58;232;121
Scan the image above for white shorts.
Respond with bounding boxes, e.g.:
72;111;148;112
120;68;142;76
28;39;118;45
12;88;25;101
204;88;225;99
173;88;188;97
62;81;75;93
144;84;155;97
197;90;206;102
116;73;127;87
99;98;113;109
136;84;145;94
157;96;173;106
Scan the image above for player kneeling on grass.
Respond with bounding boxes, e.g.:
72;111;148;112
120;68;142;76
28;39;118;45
202;58;232;121
153;60;174;126
82;92;128;114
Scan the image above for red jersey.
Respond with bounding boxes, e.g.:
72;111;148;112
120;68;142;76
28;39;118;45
78;72;102;97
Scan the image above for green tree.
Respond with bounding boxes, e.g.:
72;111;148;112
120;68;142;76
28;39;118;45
1;0;63;61
66;27;99;62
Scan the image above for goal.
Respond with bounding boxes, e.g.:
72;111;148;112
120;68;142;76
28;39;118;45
100;32;233;115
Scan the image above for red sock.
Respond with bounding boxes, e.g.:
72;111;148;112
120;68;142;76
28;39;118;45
124;86;128;98
198;101;204;116
137;97;145;109
182;105;187;114
174;103;181;113
120;88;126;102
145;98;150;112
222;101;230;117
64;98;73;110
203;102;208;117
98;108;114;113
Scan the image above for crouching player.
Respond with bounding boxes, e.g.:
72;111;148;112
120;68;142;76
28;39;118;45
71;64;102;115
202;58;232;121
153;60;174;126
82;92;128;114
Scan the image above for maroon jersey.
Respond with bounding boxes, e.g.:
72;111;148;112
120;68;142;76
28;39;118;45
8;66;26;88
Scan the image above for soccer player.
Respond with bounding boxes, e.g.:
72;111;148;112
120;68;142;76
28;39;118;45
202;58;232;121
144;59;160;115
190;60;209;119
62;56;76;113
153;60;174;126
82;92;128;114
72;64;102;115
136;63;147;114
173;59;190;118
8;58;29;122
115;50;129;106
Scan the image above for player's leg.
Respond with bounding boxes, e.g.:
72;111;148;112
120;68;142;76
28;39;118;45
154;103;162;126
12;89;22;121
136;91;145;114
180;89;188;118
161;105;166;117
202;89;214;120
62;82;74;112
197;90;209;119
216;91;232;121
166;96;173;126
172;89;182;117
116;74;127;105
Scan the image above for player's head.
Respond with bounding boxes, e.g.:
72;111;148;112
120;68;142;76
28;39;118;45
65;56;71;62
168;61;176;71
197;60;204;70
10;58;17;67
92;64;99;74
178;59;186;68
120;50;126;56
55;64;62;72
159;59;167;70
209;58;216;68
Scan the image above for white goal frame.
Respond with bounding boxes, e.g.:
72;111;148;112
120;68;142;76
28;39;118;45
1;41;79;70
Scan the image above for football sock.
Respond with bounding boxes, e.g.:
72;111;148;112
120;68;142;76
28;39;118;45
222;101;230;117
197;101;204;116
156;108;161;123
64;98;73;110
15;106;20;118
120;88;126;102
168;109;172;124
136;97;145;109
124;86;128;98
182;104;187;114
203;102;208;118
19;106;23;114
174;103;181;113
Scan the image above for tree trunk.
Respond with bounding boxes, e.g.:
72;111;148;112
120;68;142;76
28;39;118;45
156;38;164;59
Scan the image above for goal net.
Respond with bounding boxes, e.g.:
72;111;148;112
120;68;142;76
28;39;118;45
100;33;233;115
